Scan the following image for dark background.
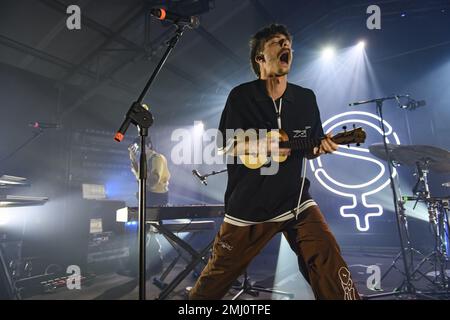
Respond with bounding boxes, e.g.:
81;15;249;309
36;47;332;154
0;0;449;294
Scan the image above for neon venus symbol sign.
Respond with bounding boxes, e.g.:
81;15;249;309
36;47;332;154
309;111;401;232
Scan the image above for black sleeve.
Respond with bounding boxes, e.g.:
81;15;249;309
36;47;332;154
305;90;325;159
309;90;325;139
217;88;245;149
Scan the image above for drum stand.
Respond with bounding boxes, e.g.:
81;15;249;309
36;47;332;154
376;195;427;292
368;162;449;299
409;189;450;292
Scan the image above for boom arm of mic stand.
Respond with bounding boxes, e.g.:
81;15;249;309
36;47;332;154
203;168;228;178
349;95;410;107
114;25;186;142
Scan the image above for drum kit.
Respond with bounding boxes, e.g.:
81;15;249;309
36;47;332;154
368;143;450;297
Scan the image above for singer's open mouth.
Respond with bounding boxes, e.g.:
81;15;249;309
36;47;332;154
279;50;290;64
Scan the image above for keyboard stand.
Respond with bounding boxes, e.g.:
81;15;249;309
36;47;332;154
0;243;20;299
149;220;215;300
156;233;198;285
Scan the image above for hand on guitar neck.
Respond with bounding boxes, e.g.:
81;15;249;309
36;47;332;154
312;133;338;157
270;132;337;158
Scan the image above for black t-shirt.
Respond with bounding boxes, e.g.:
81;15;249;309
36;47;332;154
218;79;325;225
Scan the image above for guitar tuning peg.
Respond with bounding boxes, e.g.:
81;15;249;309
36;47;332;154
353;124;356;129
356;143;360;147
347;144;350;148
343;126;347;131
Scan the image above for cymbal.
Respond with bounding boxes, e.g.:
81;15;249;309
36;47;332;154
369;143;450;173
368;143;401;162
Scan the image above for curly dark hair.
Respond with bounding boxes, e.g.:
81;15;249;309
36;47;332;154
249;24;292;78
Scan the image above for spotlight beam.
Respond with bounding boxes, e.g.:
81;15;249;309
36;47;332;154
322;47;335;60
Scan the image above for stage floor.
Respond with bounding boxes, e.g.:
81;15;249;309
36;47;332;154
23;246;450;300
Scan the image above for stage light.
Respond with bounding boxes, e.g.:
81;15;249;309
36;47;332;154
273;237;315;300
321;47;335;60
401;12;407;17
357;41;366;50
194;121;204;134
0;209;11;226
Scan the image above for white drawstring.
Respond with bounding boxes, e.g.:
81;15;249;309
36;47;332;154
272;97;307;219
295;156;308;220
272;98;282;129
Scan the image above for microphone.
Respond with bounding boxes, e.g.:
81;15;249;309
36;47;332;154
150;8;200;29
400;99;426;110
192;169;207;185
29;122;62;129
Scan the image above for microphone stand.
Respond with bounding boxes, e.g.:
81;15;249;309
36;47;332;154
351;96;433;299
193;168;227;185
0;129;43;164
114;24;189;300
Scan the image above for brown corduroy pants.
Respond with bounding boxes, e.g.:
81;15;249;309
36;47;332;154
189;205;360;300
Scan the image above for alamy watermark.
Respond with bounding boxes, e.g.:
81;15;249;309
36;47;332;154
66;5;81;30
66;265;81;290
367;5;381;30
170;126;280;175
366;265;382;291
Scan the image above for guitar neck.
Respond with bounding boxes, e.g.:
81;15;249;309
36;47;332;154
277;127;365;151
279;136;352;150
279;137;322;151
